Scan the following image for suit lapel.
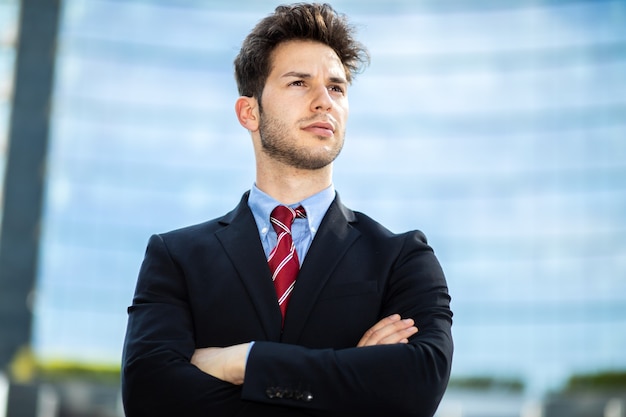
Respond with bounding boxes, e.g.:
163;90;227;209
282;195;360;342
215;193;283;341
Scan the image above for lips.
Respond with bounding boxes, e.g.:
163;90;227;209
303;120;335;137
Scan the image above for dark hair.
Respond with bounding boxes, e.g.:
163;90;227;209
234;3;370;99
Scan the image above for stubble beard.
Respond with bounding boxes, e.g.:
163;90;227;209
258;111;344;171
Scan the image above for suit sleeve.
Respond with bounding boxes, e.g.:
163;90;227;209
241;230;453;417
121;234;244;417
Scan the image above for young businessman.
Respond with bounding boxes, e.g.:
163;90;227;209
122;3;453;416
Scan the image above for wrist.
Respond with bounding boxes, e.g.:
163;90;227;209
228;343;249;385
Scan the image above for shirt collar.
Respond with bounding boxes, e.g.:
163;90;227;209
248;183;336;236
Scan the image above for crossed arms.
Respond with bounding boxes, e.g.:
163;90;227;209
191;313;419;385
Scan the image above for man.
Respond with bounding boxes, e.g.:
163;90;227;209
122;3;453;417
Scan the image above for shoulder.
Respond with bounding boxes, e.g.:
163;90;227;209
161;216;225;239
351;210;431;252
153;193;251;248
142;217;225;260
331;194;430;248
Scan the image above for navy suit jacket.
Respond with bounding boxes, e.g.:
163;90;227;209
122;192;453;416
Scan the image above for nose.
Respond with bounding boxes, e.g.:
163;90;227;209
311;85;333;113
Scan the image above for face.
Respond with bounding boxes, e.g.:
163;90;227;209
256;40;349;170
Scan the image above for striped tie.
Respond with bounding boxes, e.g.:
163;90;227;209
268;205;306;324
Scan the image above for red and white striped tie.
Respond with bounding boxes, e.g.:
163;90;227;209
268;205;306;324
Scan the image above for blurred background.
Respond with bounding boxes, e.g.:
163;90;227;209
0;0;625;416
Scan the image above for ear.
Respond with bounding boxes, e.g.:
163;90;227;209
235;96;260;132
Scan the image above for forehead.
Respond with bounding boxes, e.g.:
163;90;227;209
269;40;346;78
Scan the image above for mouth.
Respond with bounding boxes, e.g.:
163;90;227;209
302;120;336;138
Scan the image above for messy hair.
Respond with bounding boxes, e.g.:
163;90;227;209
234;3;370;100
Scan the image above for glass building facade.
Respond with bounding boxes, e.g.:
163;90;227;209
0;0;19;205
1;0;624;404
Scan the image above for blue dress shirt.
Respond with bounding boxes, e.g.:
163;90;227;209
248;183;336;265
246;184;335;356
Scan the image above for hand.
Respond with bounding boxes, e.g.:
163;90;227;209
357;314;418;347
191;343;250;385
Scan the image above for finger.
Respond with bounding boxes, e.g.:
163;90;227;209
358;318;418;347
377;324;418;345
368;318;416;345
357;314;402;347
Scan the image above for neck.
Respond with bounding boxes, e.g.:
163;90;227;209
255;160;333;205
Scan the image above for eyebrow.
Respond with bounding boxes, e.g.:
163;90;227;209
282;71;347;85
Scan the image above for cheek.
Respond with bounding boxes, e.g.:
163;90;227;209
335;100;349;121
261;101;291;124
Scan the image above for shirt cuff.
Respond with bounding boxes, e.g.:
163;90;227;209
246;341;255;363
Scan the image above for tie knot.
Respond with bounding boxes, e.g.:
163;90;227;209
270;205;306;234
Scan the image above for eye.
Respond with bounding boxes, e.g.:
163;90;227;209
289;80;306;87
329;85;345;94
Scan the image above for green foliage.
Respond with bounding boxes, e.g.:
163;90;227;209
36;360;121;386
7;346;121;386
448;376;525;392
564;371;626;392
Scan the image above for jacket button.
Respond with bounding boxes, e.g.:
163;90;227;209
265;387;277;398
303;391;313;402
